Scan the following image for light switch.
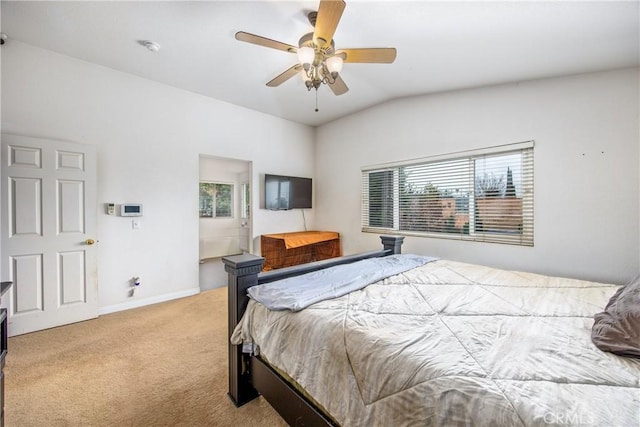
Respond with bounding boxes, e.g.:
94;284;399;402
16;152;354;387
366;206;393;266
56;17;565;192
132;219;141;229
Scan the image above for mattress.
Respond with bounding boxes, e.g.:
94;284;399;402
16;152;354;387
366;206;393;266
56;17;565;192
232;259;640;426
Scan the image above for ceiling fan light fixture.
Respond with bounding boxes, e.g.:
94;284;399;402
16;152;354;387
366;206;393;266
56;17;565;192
297;46;315;67
325;55;343;76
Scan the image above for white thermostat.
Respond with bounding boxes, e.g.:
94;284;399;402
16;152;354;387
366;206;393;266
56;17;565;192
121;203;143;217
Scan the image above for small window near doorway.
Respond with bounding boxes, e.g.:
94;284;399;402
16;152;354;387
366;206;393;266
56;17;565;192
240;183;250;219
199;182;233;218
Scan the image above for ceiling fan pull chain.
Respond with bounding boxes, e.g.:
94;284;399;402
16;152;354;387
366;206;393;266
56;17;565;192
315;89;319;112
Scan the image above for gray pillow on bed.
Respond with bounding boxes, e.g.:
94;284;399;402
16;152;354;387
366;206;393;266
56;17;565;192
591;275;640;359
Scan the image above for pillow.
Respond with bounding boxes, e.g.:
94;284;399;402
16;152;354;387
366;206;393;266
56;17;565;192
591;274;640;358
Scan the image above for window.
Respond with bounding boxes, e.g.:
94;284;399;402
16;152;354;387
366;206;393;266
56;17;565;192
199;182;233;218
362;141;534;245
240;182;250;219
368;170;395;228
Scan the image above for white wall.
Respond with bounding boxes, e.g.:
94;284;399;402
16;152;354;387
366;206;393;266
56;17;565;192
315;68;640;284
1;41;315;310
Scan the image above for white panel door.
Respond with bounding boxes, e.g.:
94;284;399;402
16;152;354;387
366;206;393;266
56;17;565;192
1;134;98;336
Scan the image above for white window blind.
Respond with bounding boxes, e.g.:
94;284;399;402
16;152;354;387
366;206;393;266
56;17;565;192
361;141;534;246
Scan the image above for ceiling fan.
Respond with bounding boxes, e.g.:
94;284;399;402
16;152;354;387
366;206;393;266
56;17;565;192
235;0;397;97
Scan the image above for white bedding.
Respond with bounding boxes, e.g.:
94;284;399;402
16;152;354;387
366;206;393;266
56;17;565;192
247;254;437;311
231;259;640;426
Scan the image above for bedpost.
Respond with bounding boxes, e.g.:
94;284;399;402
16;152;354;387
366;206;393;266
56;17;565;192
222;253;264;407
381;235;404;254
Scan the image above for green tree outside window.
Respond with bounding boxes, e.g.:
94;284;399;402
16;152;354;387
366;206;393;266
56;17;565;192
200;182;233;218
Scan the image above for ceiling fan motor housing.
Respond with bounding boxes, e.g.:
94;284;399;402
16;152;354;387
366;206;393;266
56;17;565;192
298;32;335;66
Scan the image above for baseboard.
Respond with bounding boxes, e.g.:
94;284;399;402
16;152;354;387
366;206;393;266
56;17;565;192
98;288;200;316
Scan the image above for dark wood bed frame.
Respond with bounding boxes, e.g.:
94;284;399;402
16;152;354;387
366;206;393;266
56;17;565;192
222;235;404;426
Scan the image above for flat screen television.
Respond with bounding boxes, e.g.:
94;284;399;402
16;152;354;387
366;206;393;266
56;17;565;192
265;174;312;210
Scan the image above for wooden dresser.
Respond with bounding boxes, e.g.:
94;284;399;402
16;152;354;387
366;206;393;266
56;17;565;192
260;231;341;271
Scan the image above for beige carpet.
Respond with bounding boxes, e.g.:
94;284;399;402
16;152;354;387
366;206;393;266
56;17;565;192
5;288;287;426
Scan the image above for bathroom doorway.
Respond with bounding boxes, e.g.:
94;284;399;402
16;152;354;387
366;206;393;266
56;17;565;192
198;155;252;291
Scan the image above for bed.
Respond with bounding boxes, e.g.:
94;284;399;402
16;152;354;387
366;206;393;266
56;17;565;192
223;236;640;426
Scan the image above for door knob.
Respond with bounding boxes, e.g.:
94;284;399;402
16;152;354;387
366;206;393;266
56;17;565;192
85;239;96;245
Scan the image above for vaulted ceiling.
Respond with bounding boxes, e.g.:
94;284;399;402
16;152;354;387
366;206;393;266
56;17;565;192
2;1;638;126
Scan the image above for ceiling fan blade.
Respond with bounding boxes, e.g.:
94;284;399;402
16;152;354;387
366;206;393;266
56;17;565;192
266;64;303;87
336;48;397;63
328;74;349;96
313;0;346;48
235;31;297;54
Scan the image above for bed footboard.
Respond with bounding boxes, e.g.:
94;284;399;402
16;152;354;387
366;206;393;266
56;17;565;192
222;235;404;414
224;253;262;406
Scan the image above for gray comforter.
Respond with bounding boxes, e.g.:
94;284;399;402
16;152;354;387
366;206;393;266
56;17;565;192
232;259;640;426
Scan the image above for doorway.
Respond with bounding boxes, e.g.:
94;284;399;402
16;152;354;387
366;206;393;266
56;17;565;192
198;155;251;291
1;134;98;336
